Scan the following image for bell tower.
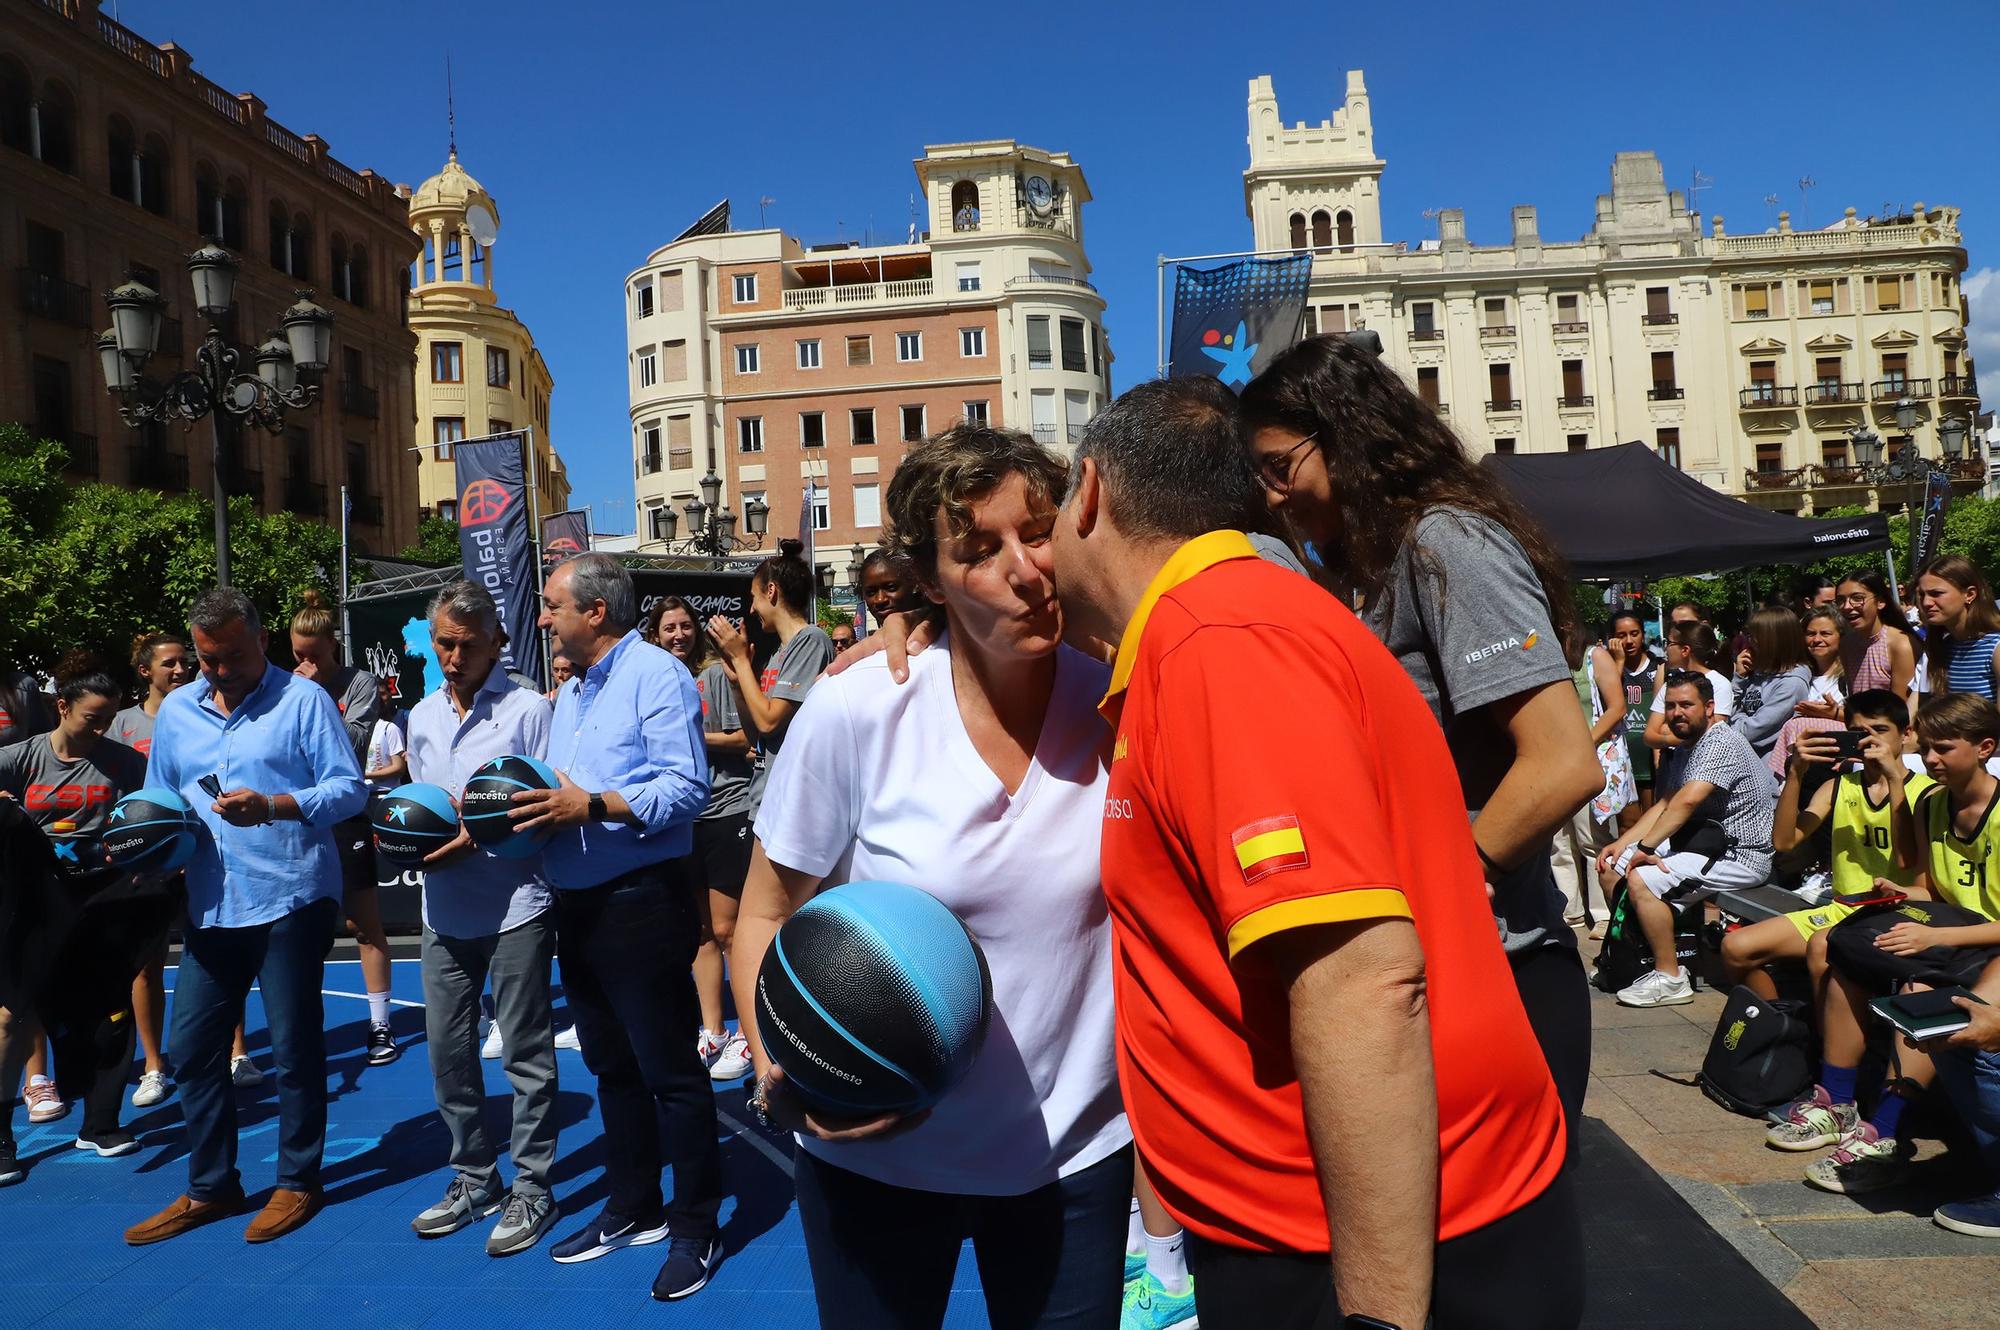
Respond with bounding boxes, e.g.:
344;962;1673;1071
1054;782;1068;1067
408;150;501;299
1243;71;1385;255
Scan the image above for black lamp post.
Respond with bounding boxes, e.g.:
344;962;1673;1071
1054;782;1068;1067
655;468;767;556
98;242;332;585
1851;396;1949;516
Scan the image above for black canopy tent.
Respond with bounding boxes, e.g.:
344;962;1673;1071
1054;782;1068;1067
1481;442;1893;580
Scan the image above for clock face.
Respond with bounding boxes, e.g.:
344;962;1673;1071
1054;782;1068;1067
1026;175;1053;213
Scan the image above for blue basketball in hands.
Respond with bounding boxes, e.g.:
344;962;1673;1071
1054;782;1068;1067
103;787;200;874
370;783;460;866
755;880;993;1117
460;753;560;859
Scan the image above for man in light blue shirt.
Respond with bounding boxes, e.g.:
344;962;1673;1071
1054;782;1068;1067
402;581;560;1256
511;553;722;1303
125;588;366;1250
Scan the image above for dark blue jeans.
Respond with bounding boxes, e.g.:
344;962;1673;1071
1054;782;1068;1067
793;1144;1134;1330
169;896;336;1201
554;859;722;1235
1933;1046;2000;1177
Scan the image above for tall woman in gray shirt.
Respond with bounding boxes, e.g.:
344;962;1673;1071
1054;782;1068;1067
1239;336;1603;1151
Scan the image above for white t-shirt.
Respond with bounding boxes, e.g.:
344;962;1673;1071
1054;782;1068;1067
364;717;405;794
1651;667;1735;718
754;636;1130;1196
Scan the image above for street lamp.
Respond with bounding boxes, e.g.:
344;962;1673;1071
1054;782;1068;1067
655;468;766;557
97;245;332;585
847;543;866;589
1942;417;1969;462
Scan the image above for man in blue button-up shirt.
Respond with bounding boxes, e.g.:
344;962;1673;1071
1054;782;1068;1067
511;553;722;1302
125;589;366;1250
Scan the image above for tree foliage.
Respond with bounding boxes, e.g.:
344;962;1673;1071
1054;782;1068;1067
398;513;461;567
0;422;348;678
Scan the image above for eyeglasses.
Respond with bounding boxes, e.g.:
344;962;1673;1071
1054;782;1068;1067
1255;433;1319;495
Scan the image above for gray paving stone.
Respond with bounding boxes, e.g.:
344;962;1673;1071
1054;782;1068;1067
1765;1215;1999;1260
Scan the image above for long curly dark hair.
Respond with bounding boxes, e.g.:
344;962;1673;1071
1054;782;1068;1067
1238;335;1576;642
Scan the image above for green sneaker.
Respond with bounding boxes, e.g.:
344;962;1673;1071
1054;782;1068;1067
1765;1086;1859;1152
1121;1271;1198;1330
1804;1124;1914;1194
1124;1251;1146;1285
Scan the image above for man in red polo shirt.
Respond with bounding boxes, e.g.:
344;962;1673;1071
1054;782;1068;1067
1050;377;1579;1330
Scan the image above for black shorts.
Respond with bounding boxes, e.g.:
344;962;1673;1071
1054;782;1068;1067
692;812;753;897
337;816;378;897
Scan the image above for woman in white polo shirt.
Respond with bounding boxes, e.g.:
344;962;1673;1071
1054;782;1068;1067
731;425;1130;1330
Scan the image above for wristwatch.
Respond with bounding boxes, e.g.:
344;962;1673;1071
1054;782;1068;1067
1344;1317;1406;1330
587;792;607;822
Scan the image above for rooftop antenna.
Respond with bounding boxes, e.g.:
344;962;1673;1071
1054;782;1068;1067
1690;169;1715;215
445;53;457;159
1797;175;1817;228
909;192;918;244
758;196;775;227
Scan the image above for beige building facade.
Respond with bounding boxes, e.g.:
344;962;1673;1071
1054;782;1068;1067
1;0;422;552
1244;72;1979;512
406;152;567;522
624;140;1111;587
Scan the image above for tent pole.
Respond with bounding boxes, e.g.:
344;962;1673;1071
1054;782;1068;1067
1884;549;1903;610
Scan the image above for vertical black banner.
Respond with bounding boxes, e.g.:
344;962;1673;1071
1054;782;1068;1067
1167;254;1315;388
454;433;541;686
1910;469;1954;578
540;510;591;570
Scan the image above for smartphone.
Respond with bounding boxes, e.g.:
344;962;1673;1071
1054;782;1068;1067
1842;885;1906;909
1830;729;1868;761
197;773;223;800
1870;987;1988;1041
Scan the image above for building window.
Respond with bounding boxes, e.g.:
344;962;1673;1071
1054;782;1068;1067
956;261;982;292
1303;308;1318;337
797;338;821;370
1650;351;1678;397
660;269;684;311
1310;210;1332;252
853;483;881;529
1411;302;1436;335
1487;363;1514;408
740;490;764;523
1065;390;1091;445
432;342;463;383
1807;279;1835;315
1482;297;1509;329
737;417;763;452
960;327;985;357
1567;434;1588;452
963;400;989;425
1881;352;1908;392
1030;389;1057;443
637;349;658;388
633;279;654;319
1756;442;1785;474
900;405;926;442
732;273;757;303
800;411;825;447
897;332;922;362
437;499;457;523
663;339;687;380
846;335;872;366
1416;366;1441;407
1494;437;1516;454
850;408;876;446
1289;213;1308;252
1743;283;1770;319
1875;275;1904;312
951;180;980;232
1656;428;1681;470
1027;316;1052;368
1059;318;1088;372
646;505;672;542
434;416;465;459
487;347;510;388
667;415;692;470
1554;293;1582;329
639;423;662;474
1560;359;1586;403
735;344;760;374
1644;287;1674;323
1324;305;1348;334
1336;210;1355;252
1821;438;1849;470
810;490;831;531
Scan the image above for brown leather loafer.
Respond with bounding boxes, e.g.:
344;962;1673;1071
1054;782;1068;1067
244;1187;322;1243
125;1193;243;1246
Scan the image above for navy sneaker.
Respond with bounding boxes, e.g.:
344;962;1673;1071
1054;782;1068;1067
651;1234;720;1301
0;1140;21;1187
1935;1190;2000;1239
549;1207;670;1264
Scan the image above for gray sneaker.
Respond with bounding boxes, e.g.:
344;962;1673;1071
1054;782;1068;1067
1765;1086;1860;1152
411;1177;505;1238
486;1190;559;1257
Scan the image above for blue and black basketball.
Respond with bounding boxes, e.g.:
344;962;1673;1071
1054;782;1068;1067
102;787;200;874
756;880;992;1117
460;753;559;859
370;782;460;866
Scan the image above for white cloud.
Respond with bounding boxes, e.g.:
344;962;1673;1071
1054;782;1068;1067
1968;267;2000;410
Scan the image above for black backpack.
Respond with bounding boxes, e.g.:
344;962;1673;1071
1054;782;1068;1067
1591;884;1701;994
1698;984;1815;1116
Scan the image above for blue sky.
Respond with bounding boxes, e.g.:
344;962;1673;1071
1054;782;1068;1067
117;0;1999;532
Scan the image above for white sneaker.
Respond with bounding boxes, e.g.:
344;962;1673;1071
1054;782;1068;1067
481;1022;504;1060
709;1031;751;1081
553;1025;582;1052
695;1028;725;1068
1616;968;1695;1008
230;1056;265;1087
131;1070;172;1108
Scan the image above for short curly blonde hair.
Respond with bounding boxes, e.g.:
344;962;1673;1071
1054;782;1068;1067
884;423;1069;574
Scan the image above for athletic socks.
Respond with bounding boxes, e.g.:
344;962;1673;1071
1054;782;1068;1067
1870;1091;1910;1139
1144;1227;1190;1297
1821;1061;1860;1107
1125;1196;1146;1259
367;992;391;1029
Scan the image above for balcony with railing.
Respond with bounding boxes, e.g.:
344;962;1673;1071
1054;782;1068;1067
781;278;934;312
1805;382;1865;404
1814;463;1868;487
1478;324;1516;339
284;479;327;516
54;431;97;476
1642;313;1679;326
1556;394;1595;410
17;269;92;327
1647;385;1686;401
1551;321;1589;335
1486;398;1522;413
1941;375;1980;400
1409;328;1443;342
1003;274;1098;294
1744;464;1809;492
129;443;189;491
339;381;380;418
1871;378;1932;400
1739;386;1798;409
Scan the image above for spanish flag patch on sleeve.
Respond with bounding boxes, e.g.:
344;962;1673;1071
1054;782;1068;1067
1231;814;1309;884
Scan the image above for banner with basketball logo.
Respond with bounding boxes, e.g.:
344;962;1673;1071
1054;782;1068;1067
1167;254;1314;389
455;433;541;686
540;509;591;570
1910;468;1954;579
